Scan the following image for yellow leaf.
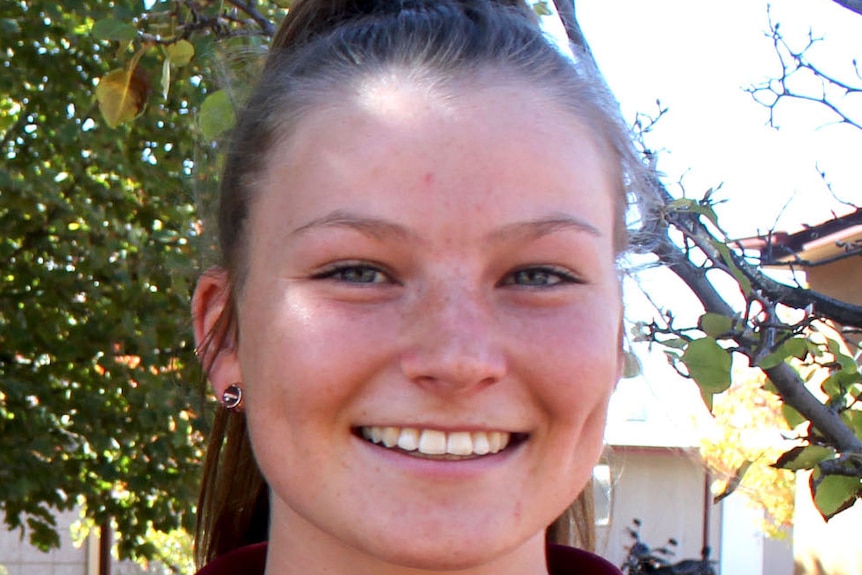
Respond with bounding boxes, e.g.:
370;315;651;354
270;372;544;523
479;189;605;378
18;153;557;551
95;68;149;128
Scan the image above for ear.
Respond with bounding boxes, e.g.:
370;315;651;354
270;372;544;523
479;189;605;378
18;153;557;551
192;267;242;400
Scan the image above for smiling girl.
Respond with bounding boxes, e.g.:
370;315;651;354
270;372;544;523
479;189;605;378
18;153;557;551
191;1;647;574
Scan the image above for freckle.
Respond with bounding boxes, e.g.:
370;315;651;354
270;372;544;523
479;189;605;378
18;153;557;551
422;172;434;185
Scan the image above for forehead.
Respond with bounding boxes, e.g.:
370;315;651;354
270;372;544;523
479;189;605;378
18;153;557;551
273;73;613;176
256;76;616;238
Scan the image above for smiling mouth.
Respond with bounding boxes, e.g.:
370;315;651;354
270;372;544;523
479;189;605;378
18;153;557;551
357;426;524;459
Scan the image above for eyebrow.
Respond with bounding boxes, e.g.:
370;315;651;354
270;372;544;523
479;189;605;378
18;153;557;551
289;211;601;243
489;215;602;242
289;210;414;241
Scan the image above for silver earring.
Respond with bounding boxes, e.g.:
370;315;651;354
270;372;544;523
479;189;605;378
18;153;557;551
222;384;243;411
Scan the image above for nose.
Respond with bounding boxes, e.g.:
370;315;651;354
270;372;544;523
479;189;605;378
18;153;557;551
399;285;507;393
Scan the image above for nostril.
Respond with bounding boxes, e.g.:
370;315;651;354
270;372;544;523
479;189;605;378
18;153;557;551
400;287;507;390
399;345;506;391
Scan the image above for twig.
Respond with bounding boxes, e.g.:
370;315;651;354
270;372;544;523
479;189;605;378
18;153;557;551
227;0;276;36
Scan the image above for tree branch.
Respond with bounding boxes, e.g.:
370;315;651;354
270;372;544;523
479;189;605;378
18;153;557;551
820;453;862;477
735;256;862;328
831;0;862;17
645;180;862;456
227;0;277;37
552;0;591;53
766;363;862;454
651;232;736;319
747;10;862;131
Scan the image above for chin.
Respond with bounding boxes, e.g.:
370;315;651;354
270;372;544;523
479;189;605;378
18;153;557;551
355;524;544;572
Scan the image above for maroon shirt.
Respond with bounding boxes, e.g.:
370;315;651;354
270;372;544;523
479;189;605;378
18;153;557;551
195;542;622;574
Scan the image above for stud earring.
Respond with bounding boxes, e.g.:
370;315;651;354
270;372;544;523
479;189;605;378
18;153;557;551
222;384;244;411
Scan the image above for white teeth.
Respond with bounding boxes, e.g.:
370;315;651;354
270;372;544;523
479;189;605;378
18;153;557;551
472;432;491;455
488;431;503;453
361;426;513;457
381;426;400;448
447;431;473;456
418;430;447;455
397;427;420;451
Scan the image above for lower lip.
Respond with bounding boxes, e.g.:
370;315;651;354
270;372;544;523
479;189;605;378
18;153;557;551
353;434;524;478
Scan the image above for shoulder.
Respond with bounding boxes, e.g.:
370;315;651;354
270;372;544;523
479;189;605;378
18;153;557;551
194;542;268;575
547;543;623;575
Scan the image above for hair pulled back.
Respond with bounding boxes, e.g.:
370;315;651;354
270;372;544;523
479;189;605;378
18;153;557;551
198;0;641;566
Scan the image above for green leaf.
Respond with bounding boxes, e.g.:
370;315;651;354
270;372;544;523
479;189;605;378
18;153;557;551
92;18;137;43
682;337;732;394
198;90;236;141
699;312;733;338
761;377;778;394
758;347;790;370
622;350;641;379
784;337;808;360
759;337;809;370
811;469;861;521
821;371;860;402
842;410;862;440
781;403;806;429
773;445;833;471
166;40;195;67
699;388;715;412
711;239;753;296
532;1;553;16
661;337;689;350
666;197;720;227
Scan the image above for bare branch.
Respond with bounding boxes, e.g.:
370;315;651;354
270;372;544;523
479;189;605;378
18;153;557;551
831;0;862;17
227;0;277;37
747;10;862;131
819;453;862;477
552;0;591;53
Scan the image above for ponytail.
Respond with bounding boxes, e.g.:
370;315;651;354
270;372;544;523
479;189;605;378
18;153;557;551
194;408;268;567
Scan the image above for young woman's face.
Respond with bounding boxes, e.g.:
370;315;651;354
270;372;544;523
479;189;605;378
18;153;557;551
205;80;622;574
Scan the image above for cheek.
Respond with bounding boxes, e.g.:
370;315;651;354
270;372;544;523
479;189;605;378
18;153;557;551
523;294;621;423
236;286;399;407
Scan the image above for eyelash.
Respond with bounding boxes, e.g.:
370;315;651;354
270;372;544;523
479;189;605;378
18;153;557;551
311;262;393;284
312;263;581;288
499;266;582;288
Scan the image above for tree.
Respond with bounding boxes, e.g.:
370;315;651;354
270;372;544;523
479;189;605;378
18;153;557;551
0;0;237;563
1;0;860;564
699;367;796;538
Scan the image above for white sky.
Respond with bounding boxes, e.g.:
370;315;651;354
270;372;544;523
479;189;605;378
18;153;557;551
579;0;862;237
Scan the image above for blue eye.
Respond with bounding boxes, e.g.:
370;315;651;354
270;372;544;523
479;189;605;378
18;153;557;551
502;267;579;287
313;263;390;284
